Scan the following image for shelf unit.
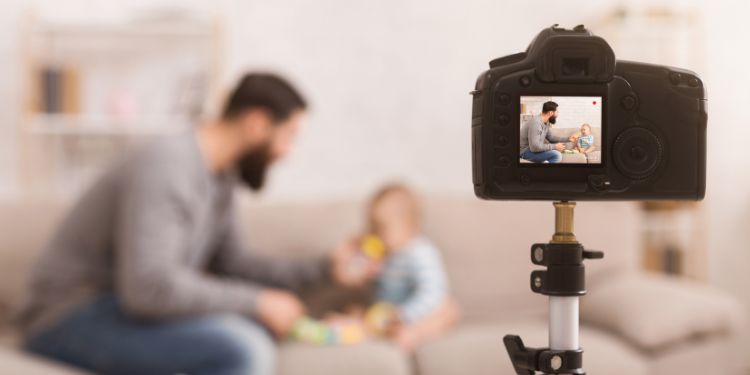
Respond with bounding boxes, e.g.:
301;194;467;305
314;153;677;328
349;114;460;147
18;10;223;198
590;6;708;281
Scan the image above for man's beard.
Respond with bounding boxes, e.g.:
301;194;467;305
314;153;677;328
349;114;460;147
548;115;557;124
236;142;272;191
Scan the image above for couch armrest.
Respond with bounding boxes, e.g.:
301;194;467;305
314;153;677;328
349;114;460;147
581;272;745;351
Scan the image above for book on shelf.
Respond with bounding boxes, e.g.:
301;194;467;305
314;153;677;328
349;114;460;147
37;66;81;115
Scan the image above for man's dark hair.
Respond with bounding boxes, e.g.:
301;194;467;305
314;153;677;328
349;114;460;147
222;73;307;122
542;101;558;114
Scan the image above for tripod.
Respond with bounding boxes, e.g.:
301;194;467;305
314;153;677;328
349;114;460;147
504;201;603;375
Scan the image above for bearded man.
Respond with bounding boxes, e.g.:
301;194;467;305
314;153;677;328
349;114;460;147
519;101;569;163
19;73;357;375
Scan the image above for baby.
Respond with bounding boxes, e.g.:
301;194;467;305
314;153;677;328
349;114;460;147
294;184;459;350
364;184;459;350
575;123;596;154
322;184;458;351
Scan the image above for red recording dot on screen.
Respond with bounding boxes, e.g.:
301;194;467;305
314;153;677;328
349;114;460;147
593;101;597;105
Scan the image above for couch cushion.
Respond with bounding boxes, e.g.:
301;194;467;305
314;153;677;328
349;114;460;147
581;272;745;351
278;341;410;375
0;345;88;375
415;319;648;375
0;195;640;329
238;195;641;323
0;200;69;326
560;152;588;164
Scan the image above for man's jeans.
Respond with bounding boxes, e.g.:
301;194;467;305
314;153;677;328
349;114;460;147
24;295;275;375
521;149;563;163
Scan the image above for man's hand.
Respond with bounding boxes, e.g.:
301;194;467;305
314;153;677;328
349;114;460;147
554;143;566;152
257;289;305;337
331;237;381;287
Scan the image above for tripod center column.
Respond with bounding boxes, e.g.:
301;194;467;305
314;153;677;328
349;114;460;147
553;201;577;244
550;201;580;352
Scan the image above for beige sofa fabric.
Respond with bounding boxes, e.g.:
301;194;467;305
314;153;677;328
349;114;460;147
520;127;602;164
581;272;745;351
279;341;410;375
0;197;742;374
0;348;88;375
415;318;648;375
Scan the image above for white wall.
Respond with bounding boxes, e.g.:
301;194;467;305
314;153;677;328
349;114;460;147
703;0;750;352
0;1;23;197
521;96;602;129
219;0;615;202
0;0;647;203
0;0;749;358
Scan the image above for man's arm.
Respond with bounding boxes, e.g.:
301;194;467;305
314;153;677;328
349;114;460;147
528;120;556;152
115;158;263;320
546;129;570;144
209;207;330;291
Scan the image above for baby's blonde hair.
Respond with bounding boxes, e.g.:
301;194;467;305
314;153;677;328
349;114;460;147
581;123;591;131
367;183;421;228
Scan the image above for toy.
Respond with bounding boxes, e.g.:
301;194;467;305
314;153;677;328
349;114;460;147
364;302;397;336
347;234;386;278
360;234;386;260
290;316;366;346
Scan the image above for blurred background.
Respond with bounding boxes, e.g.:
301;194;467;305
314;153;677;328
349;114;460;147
0;0;748;374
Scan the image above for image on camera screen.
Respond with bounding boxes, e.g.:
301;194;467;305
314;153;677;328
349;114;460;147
519;96;602;165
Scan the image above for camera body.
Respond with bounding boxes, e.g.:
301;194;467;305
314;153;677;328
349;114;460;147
471;25;706;201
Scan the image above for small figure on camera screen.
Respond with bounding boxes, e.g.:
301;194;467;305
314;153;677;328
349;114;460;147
519;96;602;165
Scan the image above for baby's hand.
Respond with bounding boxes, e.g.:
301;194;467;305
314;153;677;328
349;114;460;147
331;237;382;287
392;326;418;352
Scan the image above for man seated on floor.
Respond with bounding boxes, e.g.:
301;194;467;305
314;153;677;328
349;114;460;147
18;73;362;375
519;101;572;163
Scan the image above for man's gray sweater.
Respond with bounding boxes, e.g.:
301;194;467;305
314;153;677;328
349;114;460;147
18;132;328;336
519;115;568;155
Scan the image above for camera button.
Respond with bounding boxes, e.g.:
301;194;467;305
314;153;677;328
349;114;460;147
669;72;682;85
621;95;637;111
498;113;510;126
498;155;511;168
498;93;511;105
613;128;663;179
519;75;532;87
588;175;611;191
497;135;509;147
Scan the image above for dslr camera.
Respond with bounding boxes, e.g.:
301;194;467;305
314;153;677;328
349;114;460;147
471;25;706;200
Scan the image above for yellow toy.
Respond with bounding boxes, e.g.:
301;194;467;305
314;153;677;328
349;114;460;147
347;235;386;278
360;234;386;260
364;302;397;336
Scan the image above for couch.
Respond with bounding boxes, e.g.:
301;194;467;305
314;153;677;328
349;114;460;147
0;195;744;374
521;126;602;164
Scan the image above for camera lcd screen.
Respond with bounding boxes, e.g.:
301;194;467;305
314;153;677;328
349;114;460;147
519;96;602;165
